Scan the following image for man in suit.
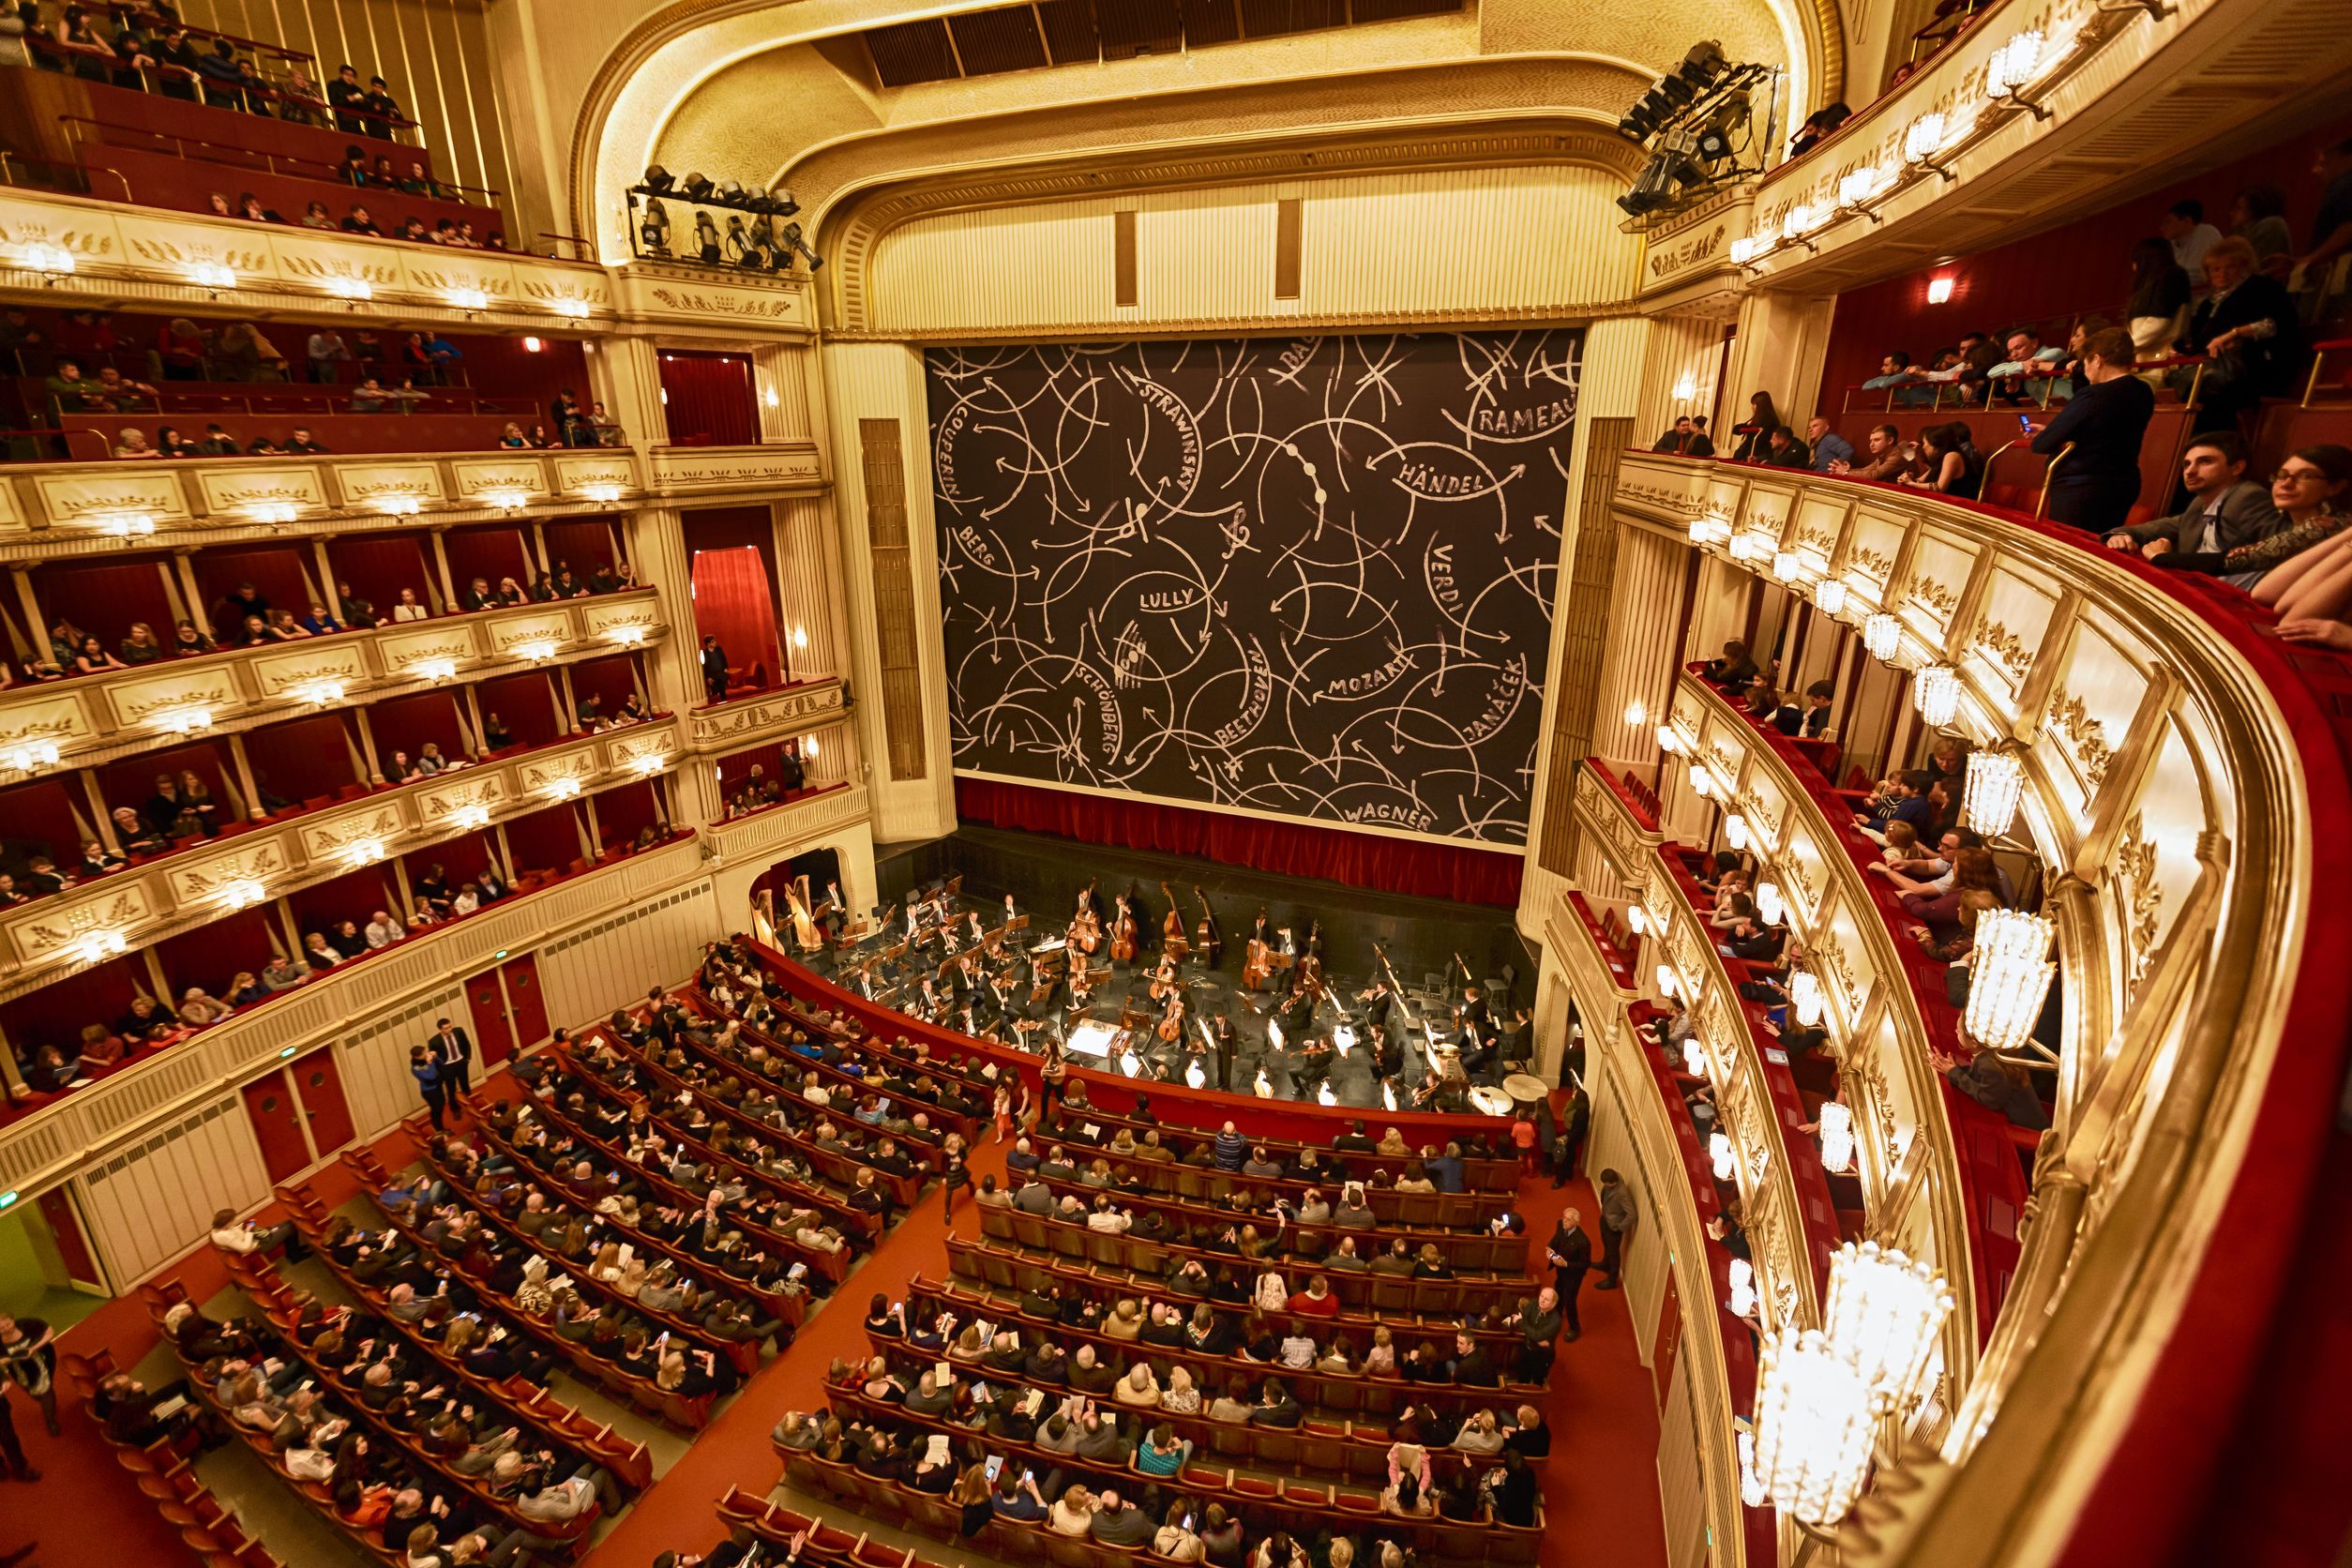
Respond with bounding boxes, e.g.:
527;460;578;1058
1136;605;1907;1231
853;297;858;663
428;1017;475;1100
1546;1212;1592;1339
1596;1171;1636;1290
2103;433;2279;560
699;635;730;704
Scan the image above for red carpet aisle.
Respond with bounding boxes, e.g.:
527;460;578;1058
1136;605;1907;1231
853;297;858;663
583;1129;1668;1568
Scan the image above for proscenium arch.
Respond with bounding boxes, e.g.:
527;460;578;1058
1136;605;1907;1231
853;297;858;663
566;0;1842;265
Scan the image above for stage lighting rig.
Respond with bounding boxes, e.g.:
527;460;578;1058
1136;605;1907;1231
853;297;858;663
1613;40;1778;224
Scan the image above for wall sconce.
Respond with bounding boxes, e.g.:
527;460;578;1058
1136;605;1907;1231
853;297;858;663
1822;1241;1953;1406
1624;699;1648;728
1726;1256;1757;1317
294;678;346;707
1912;664;1960;727
219;878;266;910
1902;111;1967;181
446;287;490;313
762;386;780;409
605;626;645;647
1984;29;2052;118
21;243;77;280
580;484;623;505
454;806;490;830
1962;749;2027;837
803;735;820;758
1751;1328;1877;1525
1691;767;1713;799
1728;236;1765;267
96;510;157;537
521;336;543;354
516;640;558;662
410;657;459;682
1654;963;1679;1001
1789;970;1824;1028
549;297;592;320
486;489;531;511
1817;1099;1854;1173
541;776;581;799
1626;904;1649;937
1835;164;1896;221
187;262;235;294
325;276;373;303
72;929;128;965
1926;275;1957;306
1815;577;1849;616
1772;550;1802;584
1681;1035;1707;1078
1;739;60;774
156;704;214;736
1725;812;1750;852
1963;911;2057;1051
342;837;385;866
373;494;425;518
1863;612;1900;662
1672;373;1698;402
1709;1131;1737;1182
1756;880;1786;927
631;753;667;776
1656;724;1681;757
243;502;299;525
791;626;809;651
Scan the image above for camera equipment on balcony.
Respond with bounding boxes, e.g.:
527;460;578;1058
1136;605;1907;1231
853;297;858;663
1613;39;1778;225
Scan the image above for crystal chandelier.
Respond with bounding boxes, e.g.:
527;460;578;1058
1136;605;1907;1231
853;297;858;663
1962;750;2026;837
1863;612;1899;662
1912;664;1959;727
1962;909;2057;1052
1817;1100;1854;1172
1752;1328;1877;1527
1822;1241;1953;1407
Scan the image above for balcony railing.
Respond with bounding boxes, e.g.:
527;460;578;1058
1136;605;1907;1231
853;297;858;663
0;586;665;772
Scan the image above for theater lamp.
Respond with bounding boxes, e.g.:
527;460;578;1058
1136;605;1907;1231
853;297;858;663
1789;970;1824;1028
188;262;235;294
1751;1328;1877;1526
1925;276;1956;306
1691;768;1713;799
1;739;60;774
1823;1241;1952;1408
1726;1256;1757;1317
1863;612;1900;663
540;776;581;800
1912;664;1960;727
1728;235;1764;266
342;837;385;867
632;752;668;776
1984;30;2049;116
1627;904;1650;937
1756;880;1785;926
374;493;424;517
1725;812;1749;851
1962;749;2027;837
1772;550;1803;583
517;641;559;662
1681;1036;1706;1078
72;930;128;966
1709;1131;1736;1181
1656;724;1681;757
446;287;490;313
1655;964;1679;1001
219;878;266;911
21;243;76;279
454;806;490;831
1963;911;2056;1052
410;657;459;683
325;276;373;304
1625;699;1648;728
1815;577;1849;616
157;704;213;736
1817;1099;1854;1173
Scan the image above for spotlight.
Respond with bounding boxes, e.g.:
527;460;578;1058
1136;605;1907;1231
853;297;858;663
639;165;674;194
682;173;714;201
717;178;746;204
771;188;801;219
1658;74;1697;111
778;221;824;272
1679;39;1727;86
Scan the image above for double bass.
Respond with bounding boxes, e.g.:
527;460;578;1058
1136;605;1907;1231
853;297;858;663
1070;880;1102;955
1157;996;1186;1043
1192;885;1222;967
1158;881;1190;960
1108;896;1139;964
1241;909;1273;991
1147;953;1180;1002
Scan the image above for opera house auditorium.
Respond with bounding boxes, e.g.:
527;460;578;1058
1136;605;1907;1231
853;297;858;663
0;0;2344;1563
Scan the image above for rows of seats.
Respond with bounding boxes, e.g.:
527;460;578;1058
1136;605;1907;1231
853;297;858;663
62;1345;285;1568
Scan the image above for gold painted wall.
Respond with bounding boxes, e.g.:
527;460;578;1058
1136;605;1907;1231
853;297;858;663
176;0;519;222
861;164;1643;339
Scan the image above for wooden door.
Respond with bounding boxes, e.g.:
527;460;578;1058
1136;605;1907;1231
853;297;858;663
36;1188;103;1290
291;1046;356;1156
463;965;518;1064
499;955;550;1050
241;1071;313;1184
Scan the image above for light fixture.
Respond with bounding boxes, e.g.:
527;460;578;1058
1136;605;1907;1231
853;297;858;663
447;287;490;312
1962;912;2057;1052
1815;578;1848;616
631;753;667;776
542;776;581;799
342;837;385;866
325;276;373;303
1962;750;2027;837
1692;767;1713;799
791;626;809;650
1627;904;1650;937
1912;664;1960;727
219;878;266;910
1756;880;1785;927
1725;812;1749;851
374;494;425;518
1836;163;1895;214
580;484;623;505
1625;699;1649;728
72;930;128;965
96;510;157;537
762;386;780;409
157;704;214;735
1316;1082;1337;1107
1823;1241;1952;1407
1737;1426;1768;1508
1672;373;1698;402
804;735;820;758
1772;550;1802;583
521;336;543;354
1710;1131;1736;1181
1726;1256;1757;1317
517;641;558;662
22;242;77;279
1780;204;1823;243
294;678;346;706
1863;612;1899;662
1751;1327;1877;1527
410;657;459;682
606;626;645;647
1817;1100;1854;1173
487;489;530;511
1984;30;2047;111
1;739;60;773
243;501;299;524
1789;970;1824;1028
1655;963;1679;1001
550;297;592;320
188;262;235;293
1903;113;1949;164
454;806;490;830
1681;1035;1706;1078
1729;235;1764;266
1656;724;1681;757
1925;276;1956;306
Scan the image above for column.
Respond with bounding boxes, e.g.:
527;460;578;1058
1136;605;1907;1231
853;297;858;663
223;731;264;819
1724;290;1840;428
427;531;459;611
79;772;123;852
626;505;697;717
595;335;668;455
172;554;211;640
351;704;386;784
776;495;846;685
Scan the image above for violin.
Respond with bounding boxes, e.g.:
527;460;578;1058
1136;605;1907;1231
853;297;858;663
1109;898;1138;964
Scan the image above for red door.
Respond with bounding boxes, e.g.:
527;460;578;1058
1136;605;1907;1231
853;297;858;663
291;1047;356;1156
36;1188;102;1289
500;955;550;1050
463;965;518;1064
241;1071;314;1184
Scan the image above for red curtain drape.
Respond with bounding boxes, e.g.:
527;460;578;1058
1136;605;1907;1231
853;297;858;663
543;520;619;577
190;546;320;626
473;672;561;749
689;547;780;695
327;535;434;612
245;715;360;805
657;351;759;446
953;776;1525;907
590;779;660;848
502;803;587;876
37;559;177;649
441;526;533;596
0;777;91;865
363;693;468;764
568;653;641;714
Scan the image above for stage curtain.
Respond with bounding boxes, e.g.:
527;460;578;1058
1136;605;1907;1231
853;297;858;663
953;776;1524;907
658;351;759;446
689;546;780;694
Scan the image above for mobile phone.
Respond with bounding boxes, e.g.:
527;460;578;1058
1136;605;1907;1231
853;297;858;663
985;1456;1003;1484
2017;415;2032;432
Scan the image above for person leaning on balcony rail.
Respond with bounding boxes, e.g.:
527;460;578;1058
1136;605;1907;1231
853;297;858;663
1897;420;1985;500
2024;325;2155;533
2104;431;2275;560
2158;444;2352;587
1728;391;1780;461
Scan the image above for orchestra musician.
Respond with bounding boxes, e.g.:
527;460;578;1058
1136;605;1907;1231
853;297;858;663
1157;994;1186;1043
1242;910;1274;991
913;976;943;1020
1211;1014;1238;1092
1356;975;1396;1035
1108;896;1139;965
1289;1031;1335;1087
1147;952;1180;1003
1460;982;1493;1038
1368;1019;1403;1079
1069;903;1102;957
966;911;988;947
1002;893;1021;924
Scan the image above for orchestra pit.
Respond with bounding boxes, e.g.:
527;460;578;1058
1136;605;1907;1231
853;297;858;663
0;2;2346;1566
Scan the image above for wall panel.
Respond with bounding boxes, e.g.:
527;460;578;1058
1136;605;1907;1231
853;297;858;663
78;1095;268;1286
539;879;719;1028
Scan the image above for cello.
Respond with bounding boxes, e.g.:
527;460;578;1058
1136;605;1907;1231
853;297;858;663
1158;881;1190;960
1108;896;1139;964
1070;880;1102;955
1157;996;1186;1043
